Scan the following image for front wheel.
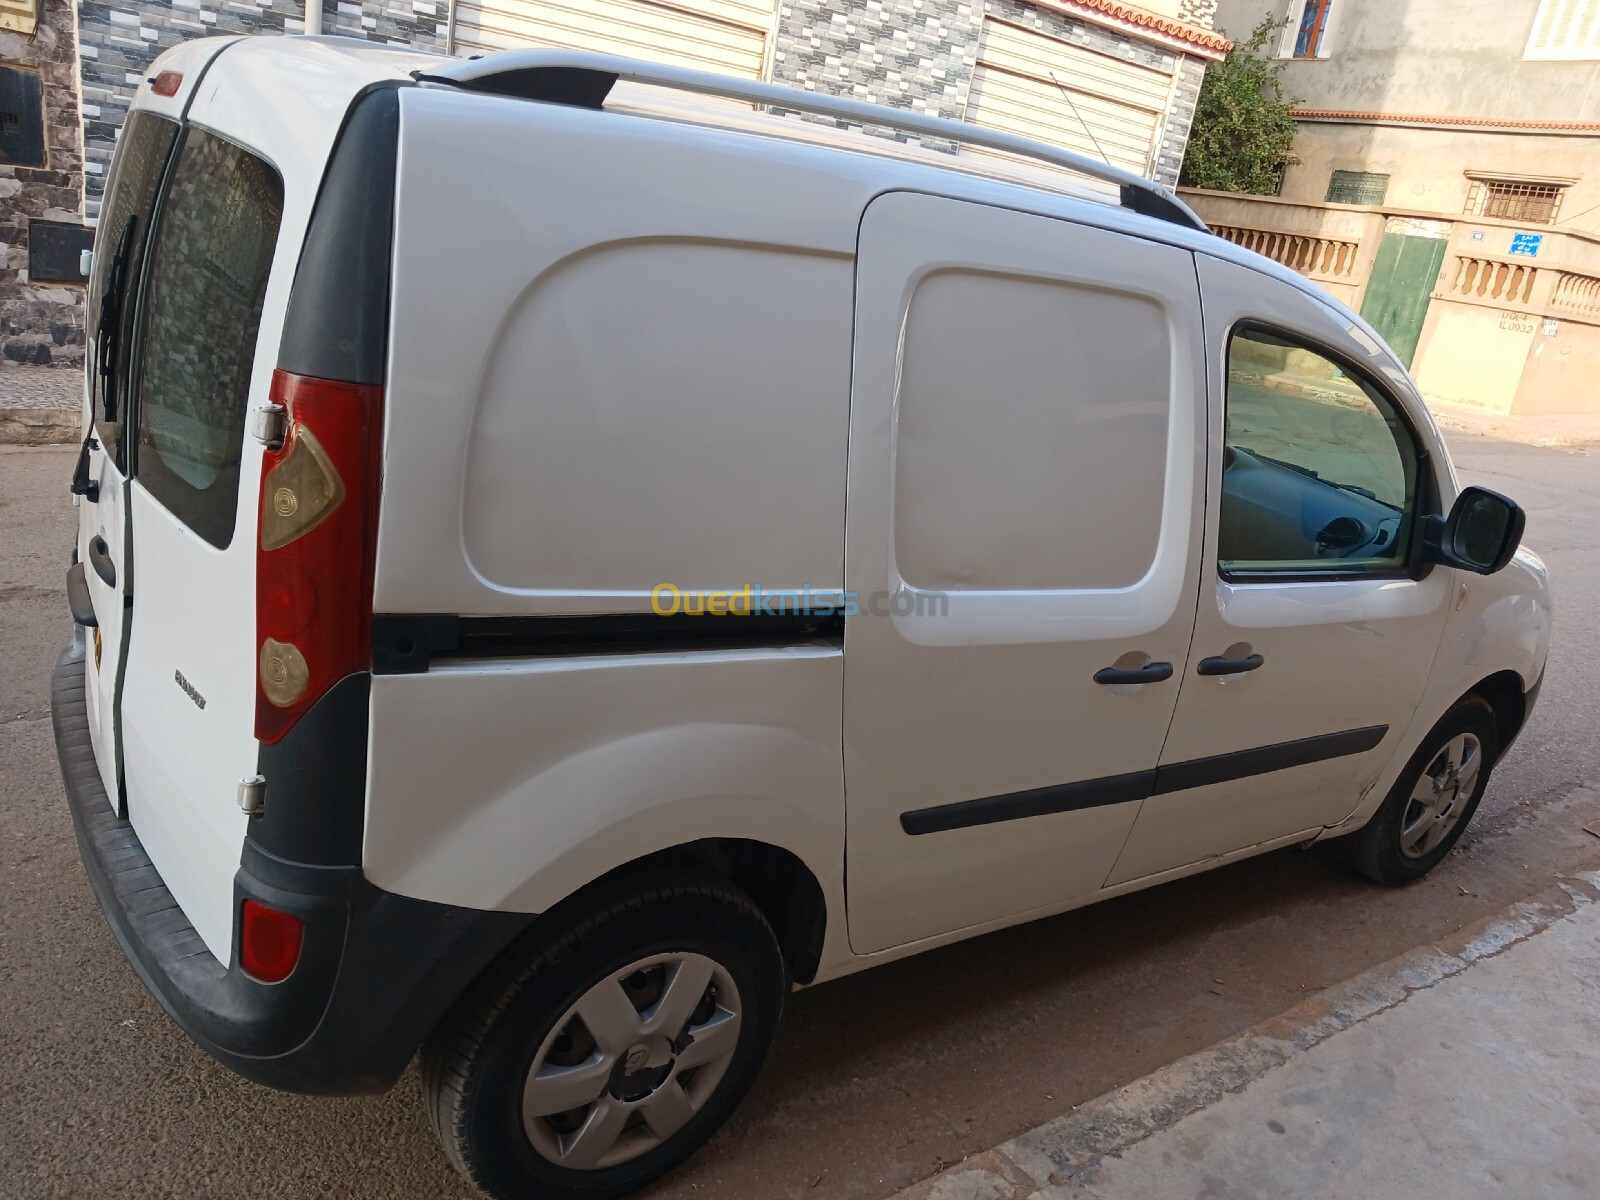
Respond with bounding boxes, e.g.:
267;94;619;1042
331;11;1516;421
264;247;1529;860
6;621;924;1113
423;871;786;1200
1319;695;1499;885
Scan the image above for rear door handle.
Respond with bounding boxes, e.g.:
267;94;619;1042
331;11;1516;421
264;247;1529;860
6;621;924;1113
70;437;100;503
1093;661;1174;686
1197;653;1264;677
89;535;117;588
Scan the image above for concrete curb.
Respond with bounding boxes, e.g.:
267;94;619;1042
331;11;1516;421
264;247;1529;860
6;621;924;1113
0;408;80;445
894;870;1600;1200
1429;405;1600;449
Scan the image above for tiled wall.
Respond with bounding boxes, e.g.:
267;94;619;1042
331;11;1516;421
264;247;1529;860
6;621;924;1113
985;0;1181;76
768;0;983;126
768;0;1204;187
76;0;446;219
58;0;1213;283
1154;54;1206;187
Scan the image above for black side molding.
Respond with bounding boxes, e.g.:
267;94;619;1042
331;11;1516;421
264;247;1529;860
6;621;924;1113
373;612;847;674
900;724;1390;835
901;769;1156;836
1152;725;1387;796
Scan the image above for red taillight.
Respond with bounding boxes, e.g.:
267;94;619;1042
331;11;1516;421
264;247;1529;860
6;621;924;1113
255;369;383;744
149;70;183;97
239;899;304;983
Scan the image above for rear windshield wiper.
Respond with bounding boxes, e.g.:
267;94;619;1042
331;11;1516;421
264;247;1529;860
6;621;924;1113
96;214;138;423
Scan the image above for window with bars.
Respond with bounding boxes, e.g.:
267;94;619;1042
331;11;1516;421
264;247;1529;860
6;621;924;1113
1525;0;1600;61
1293;0;1335;57
1326;170;1389;205
1465;178;1568;224
0;65;45;168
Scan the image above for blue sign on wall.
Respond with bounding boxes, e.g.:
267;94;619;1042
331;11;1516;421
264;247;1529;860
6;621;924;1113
1509;232;1543;258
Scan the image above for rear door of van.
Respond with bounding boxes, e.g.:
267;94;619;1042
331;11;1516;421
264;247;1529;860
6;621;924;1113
83;41;377;964
115;112;287;963
74;38;234;821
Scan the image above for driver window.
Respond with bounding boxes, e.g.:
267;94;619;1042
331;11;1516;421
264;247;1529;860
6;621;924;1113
1220;328;1420;575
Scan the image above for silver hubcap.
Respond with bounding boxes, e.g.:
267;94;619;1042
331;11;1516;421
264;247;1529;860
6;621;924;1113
522;953;742;1171
1399;732;1482;859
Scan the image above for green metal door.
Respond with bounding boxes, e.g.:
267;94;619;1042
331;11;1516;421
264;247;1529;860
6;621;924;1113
1359;232;1449;368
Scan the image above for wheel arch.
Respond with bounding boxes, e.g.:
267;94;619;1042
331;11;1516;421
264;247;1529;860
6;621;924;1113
1467;669;1532;764
1317;668;1535;844
517;839;831;987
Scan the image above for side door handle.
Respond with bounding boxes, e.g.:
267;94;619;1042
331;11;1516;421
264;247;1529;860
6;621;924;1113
89;535;117;588
1197;653;1264;677
1093;661;1174;686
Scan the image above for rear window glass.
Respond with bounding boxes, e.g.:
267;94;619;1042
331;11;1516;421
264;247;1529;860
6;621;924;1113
134;128;283;549
88;109;179;467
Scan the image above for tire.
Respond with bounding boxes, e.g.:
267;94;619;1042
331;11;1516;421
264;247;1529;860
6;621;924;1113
1319;695;1499;885
422;870;786;1200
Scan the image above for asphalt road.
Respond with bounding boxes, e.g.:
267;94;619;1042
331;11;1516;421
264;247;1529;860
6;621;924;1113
3;433;1597;1200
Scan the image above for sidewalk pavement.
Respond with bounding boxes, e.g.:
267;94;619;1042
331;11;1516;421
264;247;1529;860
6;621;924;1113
1427;401;1600;449
0;365;81;445
898;868;1600;1200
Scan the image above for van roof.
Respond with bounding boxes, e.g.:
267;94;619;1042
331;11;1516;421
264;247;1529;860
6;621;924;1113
188;36;1387;361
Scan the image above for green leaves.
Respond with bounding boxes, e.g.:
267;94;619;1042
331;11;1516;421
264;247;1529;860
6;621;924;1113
1180;16;1300;195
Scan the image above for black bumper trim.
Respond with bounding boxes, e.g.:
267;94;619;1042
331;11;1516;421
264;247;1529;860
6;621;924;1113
52;635;537;1094
66;561;97;627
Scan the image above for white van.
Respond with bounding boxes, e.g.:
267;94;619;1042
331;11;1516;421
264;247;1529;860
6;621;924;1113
55;35;1550;1200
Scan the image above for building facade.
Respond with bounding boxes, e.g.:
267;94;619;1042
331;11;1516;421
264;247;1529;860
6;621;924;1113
76;0;449;219
1191;0;1600;414
449;0;1229;184
2;0;87;366
1215;0;1600;226
6;0;1229;371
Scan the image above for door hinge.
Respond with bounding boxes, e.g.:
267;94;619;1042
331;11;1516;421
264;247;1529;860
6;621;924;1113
249;403;287;449
238;774;267;817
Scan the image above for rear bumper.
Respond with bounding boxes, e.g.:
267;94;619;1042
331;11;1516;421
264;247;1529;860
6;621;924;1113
51;632;535;1094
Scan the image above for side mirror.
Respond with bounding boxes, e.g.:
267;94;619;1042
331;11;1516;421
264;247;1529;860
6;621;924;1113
1424;486;1526;575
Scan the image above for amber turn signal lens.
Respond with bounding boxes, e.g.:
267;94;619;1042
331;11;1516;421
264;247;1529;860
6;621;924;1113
259;637;310;708
260;425;346;552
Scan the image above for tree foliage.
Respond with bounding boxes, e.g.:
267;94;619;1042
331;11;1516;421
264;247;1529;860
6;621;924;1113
1180;16;1300;194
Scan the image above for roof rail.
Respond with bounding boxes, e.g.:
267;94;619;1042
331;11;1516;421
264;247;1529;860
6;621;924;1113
412;49;1208;233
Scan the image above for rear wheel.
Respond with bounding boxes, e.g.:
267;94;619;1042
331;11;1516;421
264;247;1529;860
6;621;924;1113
423;872;785;1200
1320;696;1499;885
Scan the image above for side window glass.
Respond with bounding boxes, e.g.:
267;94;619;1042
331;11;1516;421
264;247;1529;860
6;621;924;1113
132;128;284;550
1220;328;1420;575
86;110;179;468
